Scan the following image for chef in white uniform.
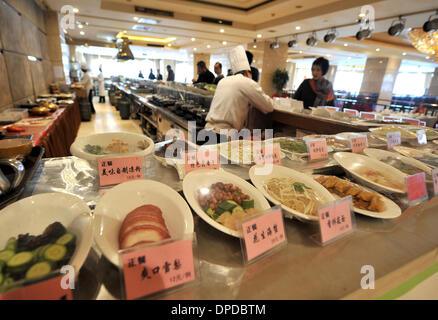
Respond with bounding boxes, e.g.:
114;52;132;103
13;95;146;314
205;45;274;135
81;63;96;114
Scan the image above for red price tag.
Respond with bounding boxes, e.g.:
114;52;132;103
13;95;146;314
406;172;428;205
121;239;196;300
402;118;420;126
98;157;143;186
241;206;286;262
350;135;368;153
253;143;281;165
325;107;339;112
307;139;328;160
360;112;376;120
432;169;438;196
344;108;358;116
383;116;400;122
387;132;401;149
0;275;73;300
185;150;219;174
420;121;426;127
318;197;353;244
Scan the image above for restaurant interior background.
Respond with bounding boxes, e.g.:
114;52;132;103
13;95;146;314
1;0;437;112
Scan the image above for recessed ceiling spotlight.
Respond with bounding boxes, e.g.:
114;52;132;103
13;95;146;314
207;44;211;48
253;45;257;48
133;17;139;21
78;25;83;29
344;43;348;47
80;31;85;35
194;48;197;51
168;43;172;47
376;48;380;52
222;41;227;45
220;29;224;33
426;56;430;59
402;52;407;56
191;38;196;41
296;26;301;30
73;8;79;13
299;50;303;54
257;34;262;38
123;30;127;34
107;37;112;41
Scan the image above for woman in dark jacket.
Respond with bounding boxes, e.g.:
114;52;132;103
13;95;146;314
294;57;335;109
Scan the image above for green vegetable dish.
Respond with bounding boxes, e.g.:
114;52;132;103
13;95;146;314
0;222;76;291
277;139;308;154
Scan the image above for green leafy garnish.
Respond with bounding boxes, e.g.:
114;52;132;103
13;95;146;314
293;182;310;193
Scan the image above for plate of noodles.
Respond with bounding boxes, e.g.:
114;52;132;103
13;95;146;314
249;165;336;222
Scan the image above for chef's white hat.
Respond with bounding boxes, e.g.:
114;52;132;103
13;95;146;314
80;63;88;70
229;45;251;74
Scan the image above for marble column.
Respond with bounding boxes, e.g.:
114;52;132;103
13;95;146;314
359;57;401;106
427;68;438;97
258;41;289;97
45;10;65;82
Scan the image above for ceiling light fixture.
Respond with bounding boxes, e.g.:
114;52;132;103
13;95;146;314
27;56;37;62
168;43;172;47
207;44;211;48
402;52;407;56
80;31;85;35
194;48;197;51
296;26;301;30
78;25;83;29
270;38;280;49
73;8;79;13
323;27;337;43
222;41;227;45
344;43;348;47
356;27;372;40
133;17;139;21
423;10;438;32
376;48;380;52
306;32;318;46
288;34;298;48
257;34;262;38
388;16;406;36
220;29;224;33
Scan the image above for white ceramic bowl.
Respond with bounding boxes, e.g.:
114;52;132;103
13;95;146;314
333;152;407;194
249;165;336;222
70;132;154;163
0;193;94;273
94;180;194;266
183;169;271;238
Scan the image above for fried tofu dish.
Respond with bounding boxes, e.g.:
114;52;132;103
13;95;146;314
315;175;385;212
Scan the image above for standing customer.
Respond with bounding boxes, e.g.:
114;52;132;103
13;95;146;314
213;62;224;85
98;67;105;103
193;61;215;84
294;57;335;109
81;64;95;114
157;69;163;81
166;65;175;81
148;68;156;80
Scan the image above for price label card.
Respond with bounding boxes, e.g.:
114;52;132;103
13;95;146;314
98;157;143;186
185;150;219;174
383;116;400;122
402;118;420;126
406;172;428;206
360;112;376;120
240;206;287;264
325;107;339;112
318;197;354;245
350;135;368;153
417;129;427;145
253;143;281;165
0;274;73;300
387;132;401;149
343;108;358;116
420;121;426;127
307;139;328;160
120;239;196;300
432;169;438;196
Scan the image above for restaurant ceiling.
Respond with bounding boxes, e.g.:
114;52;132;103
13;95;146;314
44;0;438;64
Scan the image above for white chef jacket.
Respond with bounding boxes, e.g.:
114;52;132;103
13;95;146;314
205;74;274;133
98;72;105;96
82;71;92;93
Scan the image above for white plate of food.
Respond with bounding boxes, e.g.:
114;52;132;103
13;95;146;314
0;193;93;285
216;140;285;165
392;146;438;168
369;126;418;142
335;132;387;148
314;175;401;219
249;165;336;222
363;148;433;183
70;132;154;163
94;180;194;266
405;127;438;140
302;135;350;152
183;169;271;238
333;152;407;194
154;139;198;180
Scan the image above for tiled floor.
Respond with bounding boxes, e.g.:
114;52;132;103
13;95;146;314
77;97;142;138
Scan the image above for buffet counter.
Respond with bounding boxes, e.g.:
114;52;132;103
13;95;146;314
3;97;81;158
20;150;438;300
272;109;373;135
